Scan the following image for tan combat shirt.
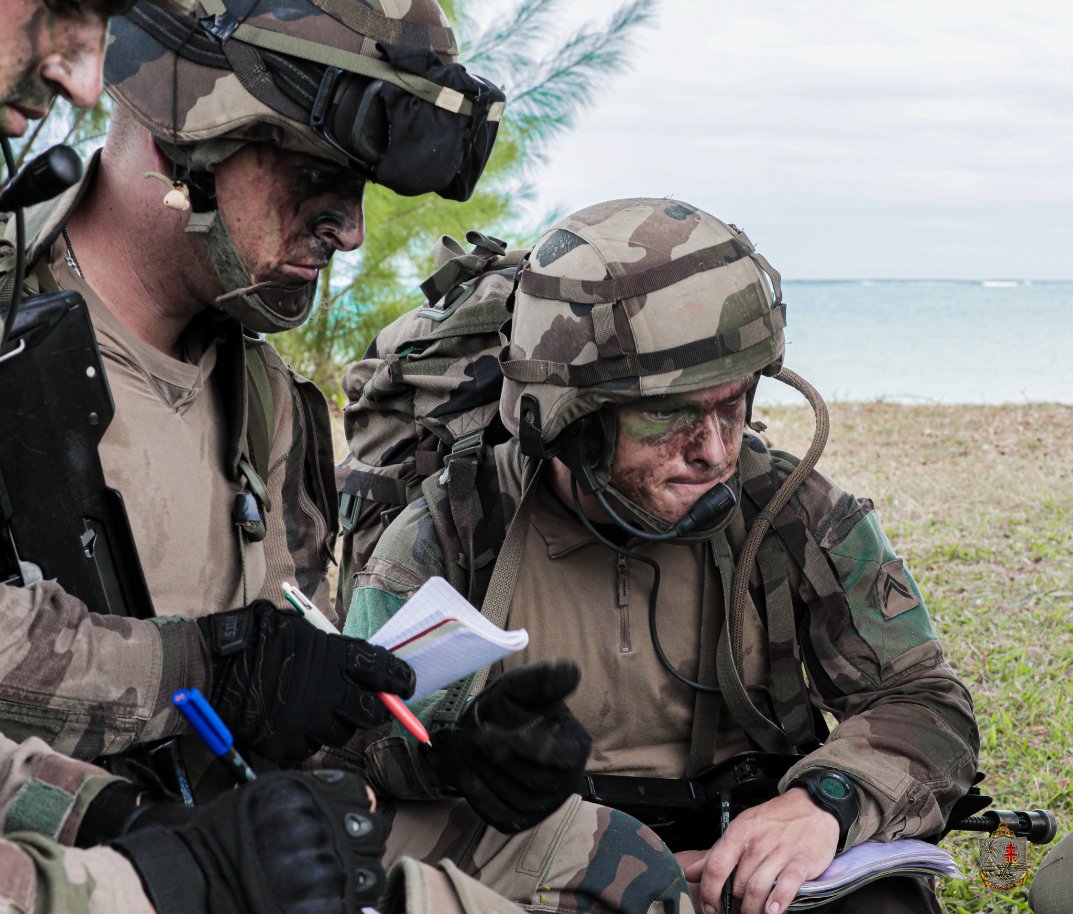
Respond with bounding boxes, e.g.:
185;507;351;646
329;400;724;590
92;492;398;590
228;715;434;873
0;154;336;760
49;243;264;617
509;483;756;777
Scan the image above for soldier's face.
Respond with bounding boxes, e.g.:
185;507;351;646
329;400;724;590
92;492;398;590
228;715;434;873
611;375;754;524
213;143;366;286
0;0;107;138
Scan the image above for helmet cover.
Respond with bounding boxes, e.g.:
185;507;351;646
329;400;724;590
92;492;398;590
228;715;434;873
103;0;502;332
500;197;786;448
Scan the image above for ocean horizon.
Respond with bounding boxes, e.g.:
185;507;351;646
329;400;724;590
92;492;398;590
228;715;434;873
753;279;1071;407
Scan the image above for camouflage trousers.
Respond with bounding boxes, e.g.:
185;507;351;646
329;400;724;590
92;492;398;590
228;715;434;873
378;794;695;914
1028;830;1073;914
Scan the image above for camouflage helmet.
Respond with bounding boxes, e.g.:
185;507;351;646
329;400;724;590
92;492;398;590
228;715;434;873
103;0;504;332
500;198;786;454
105;0;502;194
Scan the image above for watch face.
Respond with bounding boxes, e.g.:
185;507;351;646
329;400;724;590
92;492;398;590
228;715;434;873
818;772;851;800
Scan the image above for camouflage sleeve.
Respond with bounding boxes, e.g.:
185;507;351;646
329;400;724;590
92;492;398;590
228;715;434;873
777;469;980;847
0;735;152;913
0;734;120;845
255;349;338;626
336;497;456;799
0;836;153;914
0;581;210;758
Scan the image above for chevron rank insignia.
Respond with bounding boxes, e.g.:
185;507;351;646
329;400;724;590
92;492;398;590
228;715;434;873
876;559;920;619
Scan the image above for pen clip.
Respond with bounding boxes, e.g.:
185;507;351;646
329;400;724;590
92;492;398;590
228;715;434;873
282;580;315;615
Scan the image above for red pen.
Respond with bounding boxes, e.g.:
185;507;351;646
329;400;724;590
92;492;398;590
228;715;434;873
377;691;431;745
282;582;431;746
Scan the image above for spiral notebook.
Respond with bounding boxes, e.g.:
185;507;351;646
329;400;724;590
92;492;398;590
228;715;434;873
367;576;529;701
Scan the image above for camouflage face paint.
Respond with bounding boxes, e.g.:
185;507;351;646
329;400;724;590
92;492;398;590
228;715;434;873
0;0;107;137
611;377;753;524
213;144;366;287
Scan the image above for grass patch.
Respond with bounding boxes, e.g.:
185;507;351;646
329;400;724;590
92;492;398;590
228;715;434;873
755;401;1073;913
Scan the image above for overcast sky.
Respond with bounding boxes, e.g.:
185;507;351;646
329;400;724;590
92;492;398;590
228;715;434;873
511;0;1072;280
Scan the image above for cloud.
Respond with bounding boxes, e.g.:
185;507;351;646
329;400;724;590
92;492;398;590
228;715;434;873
521;0;1072;276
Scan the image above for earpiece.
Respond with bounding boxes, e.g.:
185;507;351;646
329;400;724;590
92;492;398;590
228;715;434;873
144;171;191;211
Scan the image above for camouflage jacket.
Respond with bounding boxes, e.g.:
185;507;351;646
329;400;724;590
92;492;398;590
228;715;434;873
0;733;152;914
343;436;979;850
0;153;337;760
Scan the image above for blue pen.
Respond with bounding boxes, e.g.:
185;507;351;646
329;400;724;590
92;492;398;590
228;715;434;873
173;687;257;784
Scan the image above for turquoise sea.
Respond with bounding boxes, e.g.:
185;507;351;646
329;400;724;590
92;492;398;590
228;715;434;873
753;280;1071;406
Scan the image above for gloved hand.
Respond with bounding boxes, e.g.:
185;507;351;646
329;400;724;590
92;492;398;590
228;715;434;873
76;779;194;848
197;601;415;763
110;769;385;914
433;659;592;834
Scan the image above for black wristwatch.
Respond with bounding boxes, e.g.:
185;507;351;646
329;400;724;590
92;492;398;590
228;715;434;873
788;768;858;850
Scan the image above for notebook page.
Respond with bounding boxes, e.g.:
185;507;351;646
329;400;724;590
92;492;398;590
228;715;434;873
368;577;529;701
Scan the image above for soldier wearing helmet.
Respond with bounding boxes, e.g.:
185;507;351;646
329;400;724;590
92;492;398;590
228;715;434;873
343;198;979;914
0;0;508;804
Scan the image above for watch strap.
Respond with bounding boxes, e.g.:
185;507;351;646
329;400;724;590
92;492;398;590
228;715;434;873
788;768;858;851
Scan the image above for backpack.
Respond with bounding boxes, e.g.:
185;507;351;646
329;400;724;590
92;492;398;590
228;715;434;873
335;232;529;612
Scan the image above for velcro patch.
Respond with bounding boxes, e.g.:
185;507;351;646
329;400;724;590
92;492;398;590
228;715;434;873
876;559;920;619
7;781;74;839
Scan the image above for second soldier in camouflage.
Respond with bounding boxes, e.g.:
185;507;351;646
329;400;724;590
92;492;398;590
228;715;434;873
342;198;980;914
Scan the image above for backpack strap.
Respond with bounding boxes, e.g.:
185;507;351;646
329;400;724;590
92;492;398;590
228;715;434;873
442;431;498;606
222;335;274;549
418;231;509;312
429;444;532;728
686;532;732;775
242;337;276;502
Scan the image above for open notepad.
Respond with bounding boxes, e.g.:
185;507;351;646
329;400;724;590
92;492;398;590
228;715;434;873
367;577;529;701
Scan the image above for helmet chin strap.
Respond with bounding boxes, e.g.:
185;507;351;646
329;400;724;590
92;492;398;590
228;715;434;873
154;139;317;334
185;205;316;334
556;407;740;543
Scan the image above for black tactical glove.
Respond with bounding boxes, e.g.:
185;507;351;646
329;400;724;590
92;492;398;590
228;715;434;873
110;769;384;914
197;601;415;763
433;659;592;834
76;779;194;848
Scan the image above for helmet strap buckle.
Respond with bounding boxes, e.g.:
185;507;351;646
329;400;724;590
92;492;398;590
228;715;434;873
548;411;615;497
518;394;550;460
310;67;343;130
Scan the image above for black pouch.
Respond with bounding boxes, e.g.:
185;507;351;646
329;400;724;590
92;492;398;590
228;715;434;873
349;42;503;201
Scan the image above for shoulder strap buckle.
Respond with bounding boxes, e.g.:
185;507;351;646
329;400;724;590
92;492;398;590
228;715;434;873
237;454;272;513
443;430;485;465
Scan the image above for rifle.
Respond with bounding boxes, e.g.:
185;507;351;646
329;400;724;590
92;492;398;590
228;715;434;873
580;752;1057;853
0;288;154;617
